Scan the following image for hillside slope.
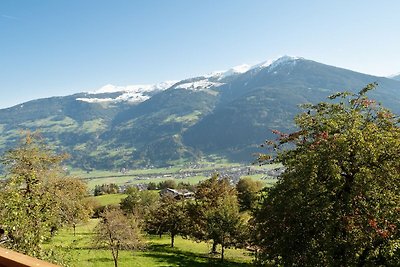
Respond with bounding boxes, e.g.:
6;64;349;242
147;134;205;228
0;57;399;169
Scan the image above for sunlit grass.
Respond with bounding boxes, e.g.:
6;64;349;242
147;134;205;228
90;194;127;206
48;219;253;267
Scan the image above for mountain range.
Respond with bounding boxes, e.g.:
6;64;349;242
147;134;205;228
1;56;399;170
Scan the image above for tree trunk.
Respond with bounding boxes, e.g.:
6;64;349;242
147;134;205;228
211;241;217;254
112;248;118;267
221;244;225;262
73;224;76;236
171;233;175;248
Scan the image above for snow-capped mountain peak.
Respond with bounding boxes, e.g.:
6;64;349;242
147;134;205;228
205;64;251;79
77;56;303;104
88;81;177;94
267;55;302;70
77;81;177;104
250;55;302;71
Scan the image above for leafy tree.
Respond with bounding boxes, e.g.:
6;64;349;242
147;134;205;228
253;84;400;266
147;182;158;190
177;181;196;192
93;207;143;267
145;195;188;247
46;177;93;236
94;183;119;196
158;179;177;189
0;132;90;258
120;188;158;219
204;194;246;262
188;174;246;260
120;187;141;214
236;177;263;211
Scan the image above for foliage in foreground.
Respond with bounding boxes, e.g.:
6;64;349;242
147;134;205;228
0;133;92;260
253;84;400;266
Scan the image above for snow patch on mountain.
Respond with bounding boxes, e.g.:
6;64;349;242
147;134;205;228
175;80;224;90
205;64;251;79
76;97;115;103
88;81;177;94
204;55;301;79
77;81;177;104
76;56;302;103
250;55;302;72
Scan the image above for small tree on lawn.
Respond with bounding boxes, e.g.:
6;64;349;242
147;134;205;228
205;194;246;262
188;174;246;260
145;194;188;248
93;207;143;267
46;177;93;236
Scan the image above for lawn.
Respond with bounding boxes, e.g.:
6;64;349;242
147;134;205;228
48;219;253;267
90;194;127;206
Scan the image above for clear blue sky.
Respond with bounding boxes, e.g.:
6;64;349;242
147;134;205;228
1;0;399;108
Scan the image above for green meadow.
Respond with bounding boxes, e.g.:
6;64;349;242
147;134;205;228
70;163;279;189
48;220;253;267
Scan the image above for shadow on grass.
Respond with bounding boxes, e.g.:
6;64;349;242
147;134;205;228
141;243;252;267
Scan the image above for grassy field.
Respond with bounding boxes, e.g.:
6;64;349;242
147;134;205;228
91;194;127;206
84;175;210;190
48;219;253;267
70;162;241;179
70;163;279;190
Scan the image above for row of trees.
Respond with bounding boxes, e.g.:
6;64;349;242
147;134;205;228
114;174;263;262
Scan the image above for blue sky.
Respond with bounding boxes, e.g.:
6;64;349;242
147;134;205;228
1;0;399;108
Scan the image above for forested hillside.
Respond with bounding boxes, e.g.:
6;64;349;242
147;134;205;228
0;57;399;169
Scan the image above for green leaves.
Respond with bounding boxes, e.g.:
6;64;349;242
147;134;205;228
0;132;91;260
253;84;400;266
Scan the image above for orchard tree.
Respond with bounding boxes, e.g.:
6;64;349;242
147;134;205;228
0;132;90;257
188;174;246;259
236;177;263;211
120;187;158;219
46;177;93;236
145;195;188;248
93;208;143;267
204;194;246;262
253;84;400;266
